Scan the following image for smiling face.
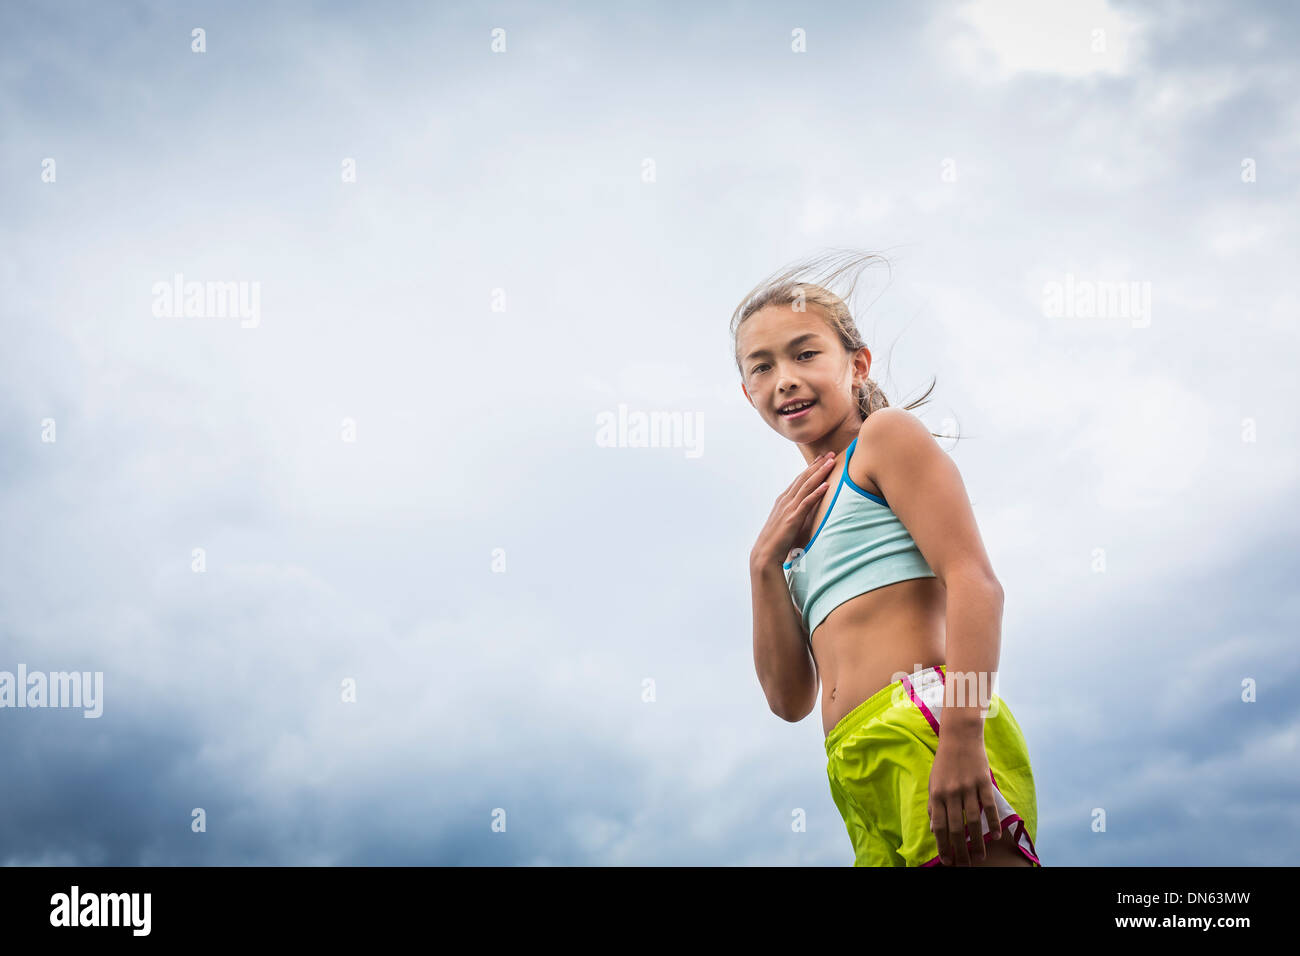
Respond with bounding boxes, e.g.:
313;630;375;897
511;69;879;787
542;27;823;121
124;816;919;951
737;303;871;444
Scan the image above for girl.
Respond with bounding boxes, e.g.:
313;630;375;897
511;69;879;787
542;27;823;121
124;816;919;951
734;251;1041;867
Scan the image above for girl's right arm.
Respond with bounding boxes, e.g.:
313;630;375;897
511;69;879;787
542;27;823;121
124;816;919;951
749;452;836;721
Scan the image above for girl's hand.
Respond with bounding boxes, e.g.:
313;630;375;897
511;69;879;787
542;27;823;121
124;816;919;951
750;451;837;569
927;732;1002;866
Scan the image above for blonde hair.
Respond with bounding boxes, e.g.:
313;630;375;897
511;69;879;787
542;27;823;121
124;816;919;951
730;249;953;437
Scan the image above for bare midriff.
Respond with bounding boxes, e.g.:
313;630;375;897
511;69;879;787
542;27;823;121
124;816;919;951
811;576;947;739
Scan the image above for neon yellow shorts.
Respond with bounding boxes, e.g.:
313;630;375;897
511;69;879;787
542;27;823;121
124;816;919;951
824;664;1042;867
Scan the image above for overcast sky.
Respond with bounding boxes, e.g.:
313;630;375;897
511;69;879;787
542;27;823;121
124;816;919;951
1;0;1296;865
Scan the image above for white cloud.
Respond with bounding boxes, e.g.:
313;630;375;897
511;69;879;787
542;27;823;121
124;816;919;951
938;0;1146;82
1139;66;1252;125
853;192;895;224
798;192;841;235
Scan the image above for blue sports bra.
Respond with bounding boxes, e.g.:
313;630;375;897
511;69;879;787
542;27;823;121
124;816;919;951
783;436;936;638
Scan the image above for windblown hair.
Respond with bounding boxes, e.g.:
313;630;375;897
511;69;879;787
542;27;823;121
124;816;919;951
729;249;956;439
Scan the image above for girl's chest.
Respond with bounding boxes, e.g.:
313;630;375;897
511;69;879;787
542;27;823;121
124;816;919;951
799;454;887;545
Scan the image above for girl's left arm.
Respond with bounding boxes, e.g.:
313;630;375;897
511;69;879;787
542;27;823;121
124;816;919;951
859;407;1003;726
858;408;1006;864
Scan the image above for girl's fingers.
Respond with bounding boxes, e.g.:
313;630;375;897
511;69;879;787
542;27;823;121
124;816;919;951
929;800;952;866
982;779;1002;843
800;482;829;509
964;791;986;862
792;455;835;499
778;456;835;533
947;798;971;866
782;452;824;489
788;482;829;535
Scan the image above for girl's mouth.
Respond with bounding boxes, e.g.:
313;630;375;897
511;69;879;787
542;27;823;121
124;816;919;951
778;400;816;420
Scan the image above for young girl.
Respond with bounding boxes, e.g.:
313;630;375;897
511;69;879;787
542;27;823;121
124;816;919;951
734;252;1041;867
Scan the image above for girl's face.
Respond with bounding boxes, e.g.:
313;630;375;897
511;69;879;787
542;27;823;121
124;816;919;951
738;304;870;440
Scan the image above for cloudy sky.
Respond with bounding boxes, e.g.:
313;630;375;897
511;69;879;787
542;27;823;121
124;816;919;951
1;0;1296;865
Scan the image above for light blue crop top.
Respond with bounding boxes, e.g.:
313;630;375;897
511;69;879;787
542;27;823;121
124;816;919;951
783;436;936;638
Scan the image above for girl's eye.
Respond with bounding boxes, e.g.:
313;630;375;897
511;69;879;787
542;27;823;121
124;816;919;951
752;351;816;375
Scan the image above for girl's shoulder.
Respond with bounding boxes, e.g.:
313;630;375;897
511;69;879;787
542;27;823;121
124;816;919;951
856;406;932;452
859;405;925;438
849;408;933;494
